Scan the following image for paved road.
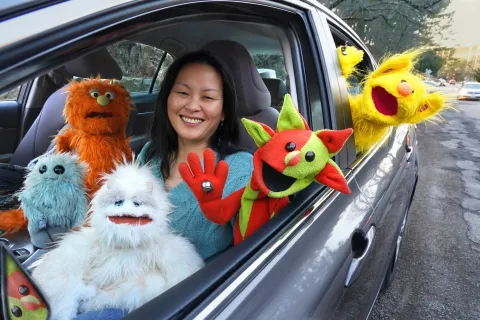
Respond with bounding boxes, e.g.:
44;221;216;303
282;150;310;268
370;86;480;320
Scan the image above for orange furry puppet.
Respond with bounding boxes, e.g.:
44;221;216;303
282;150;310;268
0;78;133;235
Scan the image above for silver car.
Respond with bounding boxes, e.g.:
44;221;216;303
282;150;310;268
0;1;419;319
458;82;480;100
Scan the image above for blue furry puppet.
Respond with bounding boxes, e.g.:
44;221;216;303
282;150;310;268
18;153;88;234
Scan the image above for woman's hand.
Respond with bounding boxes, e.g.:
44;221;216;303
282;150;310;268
178;148;228;203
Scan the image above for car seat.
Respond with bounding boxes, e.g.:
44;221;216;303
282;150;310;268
9;48;137;167
202;40;279;154
262;78;288;112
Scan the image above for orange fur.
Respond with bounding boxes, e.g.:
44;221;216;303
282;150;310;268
57;77;133;194
0;77;133;235
0;208;27;235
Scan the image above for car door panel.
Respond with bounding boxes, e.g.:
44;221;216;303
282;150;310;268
0;100;20;162
329;125;413;319
210;176;374;319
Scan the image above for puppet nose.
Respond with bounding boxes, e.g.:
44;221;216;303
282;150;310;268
285;151;301;166
97;95;110;106
398;80;414;96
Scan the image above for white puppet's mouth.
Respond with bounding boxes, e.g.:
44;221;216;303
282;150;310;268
107;214;152;225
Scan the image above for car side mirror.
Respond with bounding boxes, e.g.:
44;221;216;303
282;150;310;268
0;242;50;320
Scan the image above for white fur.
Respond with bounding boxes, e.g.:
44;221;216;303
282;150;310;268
31;161;204;320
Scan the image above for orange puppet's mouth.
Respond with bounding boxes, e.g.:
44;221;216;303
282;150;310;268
262;161;296;193
108;214;153;225
86;112;113;118
372;87;398;116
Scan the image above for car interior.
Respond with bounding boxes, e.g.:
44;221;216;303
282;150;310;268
1;17;304;261
0;8;335;317
3;20;293;168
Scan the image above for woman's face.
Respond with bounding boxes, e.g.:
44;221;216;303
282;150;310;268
167;62;224;146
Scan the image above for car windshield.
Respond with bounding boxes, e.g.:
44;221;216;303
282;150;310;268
464;83;480;89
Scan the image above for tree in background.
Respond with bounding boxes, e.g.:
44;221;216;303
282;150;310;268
415;49;447;77
438;57;470;81
320;0;453;59
472;69;480;82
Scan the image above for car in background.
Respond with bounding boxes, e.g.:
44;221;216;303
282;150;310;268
436;78;447;86
0;1;419;319
449;79;456;85
458;82;480;100
423;80;437;93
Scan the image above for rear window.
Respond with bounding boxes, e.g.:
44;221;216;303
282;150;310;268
252;54;287;81
464;83;480;89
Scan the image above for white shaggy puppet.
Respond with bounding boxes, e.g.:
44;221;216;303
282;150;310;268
31;160;205;320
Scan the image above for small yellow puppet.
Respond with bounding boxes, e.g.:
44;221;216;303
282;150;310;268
337;45;447;152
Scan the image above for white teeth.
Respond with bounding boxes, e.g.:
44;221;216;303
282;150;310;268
181;116;203;124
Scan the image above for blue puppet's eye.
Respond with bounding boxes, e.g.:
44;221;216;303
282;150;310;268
115;200;124;206
133;201;141;207
39;165;47;174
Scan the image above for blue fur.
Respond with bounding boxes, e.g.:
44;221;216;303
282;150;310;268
18;153;88;233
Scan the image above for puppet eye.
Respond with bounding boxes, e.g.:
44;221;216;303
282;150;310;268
115;200;124;206
18;285;29;296
285;142;296;152
105;91;116;100
39;165;47;174
133;201;140;207
11;305;22;317
305;151;315;162
90;89;100;98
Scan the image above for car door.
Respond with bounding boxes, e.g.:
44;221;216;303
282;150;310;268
0;1;411;319
0;85;22;163
322;13;416;320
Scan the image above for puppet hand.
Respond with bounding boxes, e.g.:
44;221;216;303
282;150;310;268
38;216;47;229
179;148;228;204
55;134;72;153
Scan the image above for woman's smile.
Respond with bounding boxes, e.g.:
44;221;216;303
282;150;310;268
180;115;205;125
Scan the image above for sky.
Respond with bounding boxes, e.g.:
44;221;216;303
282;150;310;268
435;0;480;47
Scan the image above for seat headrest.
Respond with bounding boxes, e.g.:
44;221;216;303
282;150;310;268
202;40;271;117
64;48;123;80
262;78;287;111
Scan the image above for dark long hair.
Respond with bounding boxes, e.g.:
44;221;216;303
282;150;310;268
145;50;241;178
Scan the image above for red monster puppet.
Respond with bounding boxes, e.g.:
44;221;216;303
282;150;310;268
179;94;353;245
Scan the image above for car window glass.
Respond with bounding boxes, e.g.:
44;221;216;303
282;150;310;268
152;53;175;92
251;53;290;113
252;54;287;81
0;86;20;101
329;27;375;155
107;40;173;94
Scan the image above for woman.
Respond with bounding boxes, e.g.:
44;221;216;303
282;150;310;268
74;51;253;320
137;50;253;260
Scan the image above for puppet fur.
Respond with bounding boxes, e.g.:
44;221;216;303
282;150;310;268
30;160;204;320
338;47;448;152
18;153;88;234
56;77;133;195
0;77;134;235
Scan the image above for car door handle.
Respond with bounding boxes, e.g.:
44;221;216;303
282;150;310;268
405;145;413;162
344;226;376;288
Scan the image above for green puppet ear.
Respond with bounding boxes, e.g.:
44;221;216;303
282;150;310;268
277;94;309;132
241;118;274;147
